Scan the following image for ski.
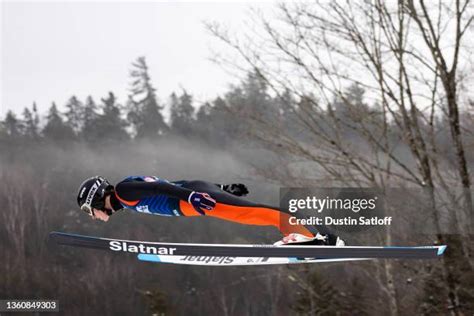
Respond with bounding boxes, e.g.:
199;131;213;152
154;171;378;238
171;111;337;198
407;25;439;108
137;254;369;266
50;231;447;260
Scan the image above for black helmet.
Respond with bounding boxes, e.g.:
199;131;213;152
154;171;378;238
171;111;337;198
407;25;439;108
77;176;113;216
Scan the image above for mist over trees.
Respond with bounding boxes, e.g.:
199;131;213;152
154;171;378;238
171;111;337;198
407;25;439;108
1;1;474;315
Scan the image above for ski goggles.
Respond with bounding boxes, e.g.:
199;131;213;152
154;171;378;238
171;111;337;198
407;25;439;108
81;200;112;217
80;200;108;216
80;203;95;217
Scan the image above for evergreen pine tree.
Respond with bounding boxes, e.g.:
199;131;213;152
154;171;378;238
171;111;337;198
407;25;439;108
170;91;195;136
43;102;75;142
195;96;233;146
194;101;212;141
22;104;40;139
4;110;23;138
97;92;129;142
32;102;40;132
64;96;84;135
127;56;167;139
241;71;271;117
81;96;101;143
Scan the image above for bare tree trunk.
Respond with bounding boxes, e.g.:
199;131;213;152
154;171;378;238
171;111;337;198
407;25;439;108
384;225;399;316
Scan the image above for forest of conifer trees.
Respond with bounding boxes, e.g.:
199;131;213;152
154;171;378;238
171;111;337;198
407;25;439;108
1;54;473;315
2;1;474;315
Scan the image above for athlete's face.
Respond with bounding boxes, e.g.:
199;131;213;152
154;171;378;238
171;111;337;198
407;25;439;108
92;209;110;222
90;195;113;222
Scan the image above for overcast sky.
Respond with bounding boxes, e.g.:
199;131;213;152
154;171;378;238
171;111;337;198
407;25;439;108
1;1;277;118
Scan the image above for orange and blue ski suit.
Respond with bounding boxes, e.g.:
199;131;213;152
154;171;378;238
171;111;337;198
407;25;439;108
112;176;314;237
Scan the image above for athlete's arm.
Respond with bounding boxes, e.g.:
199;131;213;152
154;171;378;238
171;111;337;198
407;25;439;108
115;180;193;201
115;180;216;214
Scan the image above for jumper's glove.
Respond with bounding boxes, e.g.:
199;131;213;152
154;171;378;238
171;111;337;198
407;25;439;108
222;183;249;197
188;191;216;215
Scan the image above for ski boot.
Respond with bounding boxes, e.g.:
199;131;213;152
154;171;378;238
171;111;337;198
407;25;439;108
274;233;345;246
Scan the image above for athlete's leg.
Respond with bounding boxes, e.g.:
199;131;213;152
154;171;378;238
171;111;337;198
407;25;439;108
179;180;315;237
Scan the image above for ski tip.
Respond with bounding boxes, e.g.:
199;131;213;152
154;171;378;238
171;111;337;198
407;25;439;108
437;245;447;256
49;231;83;241
49;231;72;238
49;231;61;239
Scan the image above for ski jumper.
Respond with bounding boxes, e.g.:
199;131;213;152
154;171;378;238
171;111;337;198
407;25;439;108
113;176;314;237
